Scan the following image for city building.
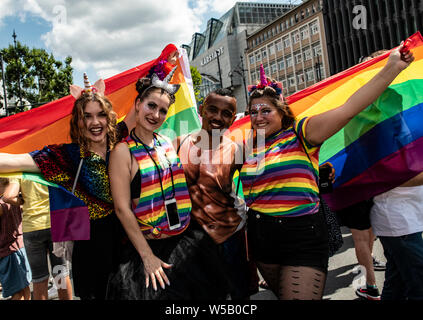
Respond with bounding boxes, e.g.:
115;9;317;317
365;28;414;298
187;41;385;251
323;0;423;75
183;2;297;111
245;0;329;97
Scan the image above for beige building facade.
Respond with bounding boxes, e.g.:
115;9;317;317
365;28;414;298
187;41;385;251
245;0;330;96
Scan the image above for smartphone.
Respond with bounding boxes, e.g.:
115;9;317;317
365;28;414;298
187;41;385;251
319;166;333;194
165;198;181;230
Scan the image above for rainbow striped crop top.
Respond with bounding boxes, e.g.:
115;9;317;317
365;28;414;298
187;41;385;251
125;133;191;237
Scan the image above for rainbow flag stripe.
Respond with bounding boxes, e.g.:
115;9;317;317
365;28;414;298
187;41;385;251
288;31;423;211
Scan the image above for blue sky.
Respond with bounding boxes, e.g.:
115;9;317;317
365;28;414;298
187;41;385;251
0;0;298;88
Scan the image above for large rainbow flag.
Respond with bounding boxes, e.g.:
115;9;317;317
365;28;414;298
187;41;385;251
229;32;423;211
0;44;201;240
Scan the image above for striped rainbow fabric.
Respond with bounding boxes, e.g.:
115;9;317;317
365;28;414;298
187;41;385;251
126;134;191;237
0;172;90;242
229;32;423;211
289;31;423;211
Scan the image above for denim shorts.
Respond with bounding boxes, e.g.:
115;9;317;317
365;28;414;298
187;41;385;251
23;228;69;283
0;248;32;298
247;209;329;273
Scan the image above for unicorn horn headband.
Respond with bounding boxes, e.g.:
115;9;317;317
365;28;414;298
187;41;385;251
247;63;284;101
150;65;180;95
70;73;106;99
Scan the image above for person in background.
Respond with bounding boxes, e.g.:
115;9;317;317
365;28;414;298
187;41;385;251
3;179;73;300
0;177;31;300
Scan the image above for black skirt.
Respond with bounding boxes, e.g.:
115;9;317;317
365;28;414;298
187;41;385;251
105;220;232;300
71;213;125;300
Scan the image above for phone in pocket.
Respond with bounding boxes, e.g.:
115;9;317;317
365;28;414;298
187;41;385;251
165;198;181;230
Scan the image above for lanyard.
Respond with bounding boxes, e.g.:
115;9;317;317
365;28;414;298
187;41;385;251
130;129;176;201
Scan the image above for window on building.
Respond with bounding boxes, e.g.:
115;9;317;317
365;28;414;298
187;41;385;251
261;48;267;59
296;73;304;85
283;36;291;48
251;71;257;82
271;61;277;73
268;44;275;55
292;31;300;44
303;48;312;61
300;26;309;40
286;56;293;68
264;66;270;76
310;21;319;35
295;52;302;64
288;75;295;87
278;59;285;71
255;52;261;62
312;44;322;57
249;55;255;65
282;80;287;89
276;40;283;51
305;68;314;82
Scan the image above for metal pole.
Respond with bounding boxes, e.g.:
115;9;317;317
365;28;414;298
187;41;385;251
0;53;9;117
239;55;248;106
12;30;23;111
216;50;223;88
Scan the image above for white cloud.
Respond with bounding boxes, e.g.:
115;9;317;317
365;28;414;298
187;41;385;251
1;0;297;81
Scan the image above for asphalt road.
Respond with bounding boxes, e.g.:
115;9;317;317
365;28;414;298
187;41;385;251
250;226;386;300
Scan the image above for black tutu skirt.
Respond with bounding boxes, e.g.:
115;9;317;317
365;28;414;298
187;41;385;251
105;220;232;300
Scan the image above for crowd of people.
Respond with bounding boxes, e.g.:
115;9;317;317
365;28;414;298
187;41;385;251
0;42;421;301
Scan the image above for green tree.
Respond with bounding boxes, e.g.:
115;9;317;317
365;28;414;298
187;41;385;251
0;41;73;114
190;66;202;105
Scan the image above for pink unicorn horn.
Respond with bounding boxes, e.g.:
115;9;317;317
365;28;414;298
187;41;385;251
259;64;269;87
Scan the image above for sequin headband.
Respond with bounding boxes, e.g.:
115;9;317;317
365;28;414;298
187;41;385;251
247;64;284;101
70;73;105;99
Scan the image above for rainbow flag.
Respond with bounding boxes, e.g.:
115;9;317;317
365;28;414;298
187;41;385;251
228;32;423;211
0;44;200;153
0;44;201;240
0;172;90;242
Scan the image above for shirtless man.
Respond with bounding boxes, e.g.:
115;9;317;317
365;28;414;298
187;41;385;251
177;88;250;299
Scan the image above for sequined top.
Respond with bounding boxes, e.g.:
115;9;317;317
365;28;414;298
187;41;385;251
30;143;114;220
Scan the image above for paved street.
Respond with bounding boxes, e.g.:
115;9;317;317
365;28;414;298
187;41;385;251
250;226;386;300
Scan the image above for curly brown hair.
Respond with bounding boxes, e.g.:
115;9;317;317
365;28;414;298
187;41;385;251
69;92;117;151
248;86;295;130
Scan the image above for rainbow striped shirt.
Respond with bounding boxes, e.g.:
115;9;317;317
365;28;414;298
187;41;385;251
240;117;320;217
126;134;191;237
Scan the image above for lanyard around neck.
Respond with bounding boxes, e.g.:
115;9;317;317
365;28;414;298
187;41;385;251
130;129;176;201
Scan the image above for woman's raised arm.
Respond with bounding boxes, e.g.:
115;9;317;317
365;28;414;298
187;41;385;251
305;44;414;146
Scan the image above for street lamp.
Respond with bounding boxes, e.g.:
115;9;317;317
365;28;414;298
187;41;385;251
215;49;223;88
12;30;23;111
0;52;9;117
